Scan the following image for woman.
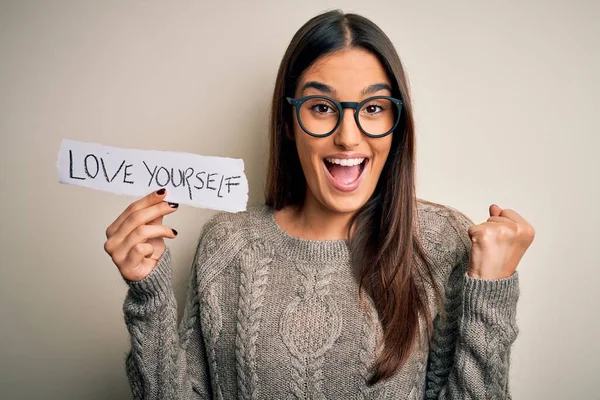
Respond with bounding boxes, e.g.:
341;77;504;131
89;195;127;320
104;10;535;399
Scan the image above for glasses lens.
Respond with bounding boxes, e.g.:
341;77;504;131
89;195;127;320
358;98;398;136
299;97;339;135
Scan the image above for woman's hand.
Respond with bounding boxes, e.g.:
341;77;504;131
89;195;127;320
467;204;535;280
104;189;179;281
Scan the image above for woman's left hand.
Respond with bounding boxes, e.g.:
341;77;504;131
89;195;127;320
466;204;535;280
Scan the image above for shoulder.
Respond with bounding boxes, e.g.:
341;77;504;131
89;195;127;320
415;198;475;279
193;204;272;263
192;205;274;292
200;204;262;236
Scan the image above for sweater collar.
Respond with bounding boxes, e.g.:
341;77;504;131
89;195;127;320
251;205;351;263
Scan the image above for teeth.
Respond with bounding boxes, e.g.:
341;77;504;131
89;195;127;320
325;157;365;166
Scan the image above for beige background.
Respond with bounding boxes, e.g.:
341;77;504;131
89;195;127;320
1;1;598;398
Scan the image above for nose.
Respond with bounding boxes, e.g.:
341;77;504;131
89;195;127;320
333;108;361;149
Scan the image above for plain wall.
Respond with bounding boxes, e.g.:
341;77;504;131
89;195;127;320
1;1;598;398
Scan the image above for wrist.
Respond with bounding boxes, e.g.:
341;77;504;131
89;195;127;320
467;268;513;280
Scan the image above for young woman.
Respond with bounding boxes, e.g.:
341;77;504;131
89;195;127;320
104;10;535;399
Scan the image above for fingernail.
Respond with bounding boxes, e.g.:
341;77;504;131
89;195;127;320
156;188;166;195
168;202;179;208
172;228;178;236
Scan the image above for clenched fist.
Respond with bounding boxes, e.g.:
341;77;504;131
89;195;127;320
467;204;535;280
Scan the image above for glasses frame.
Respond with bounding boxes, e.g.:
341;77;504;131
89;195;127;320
286;95;403;138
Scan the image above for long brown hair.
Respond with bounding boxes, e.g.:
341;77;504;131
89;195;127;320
265;10;444;384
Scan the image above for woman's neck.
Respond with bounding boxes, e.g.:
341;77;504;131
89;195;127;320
274;195;355;241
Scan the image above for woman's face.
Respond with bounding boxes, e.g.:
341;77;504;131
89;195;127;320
292;48;394;214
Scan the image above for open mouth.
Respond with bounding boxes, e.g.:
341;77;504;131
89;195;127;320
323;157;368;189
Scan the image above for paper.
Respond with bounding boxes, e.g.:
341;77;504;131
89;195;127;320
57;139;248;212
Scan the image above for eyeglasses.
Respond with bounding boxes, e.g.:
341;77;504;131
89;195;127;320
286;95;403;138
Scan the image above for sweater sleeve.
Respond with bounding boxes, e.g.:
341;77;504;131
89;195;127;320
123;244;212;399
425;210;520;399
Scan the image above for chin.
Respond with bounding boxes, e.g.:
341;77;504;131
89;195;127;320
313;173;377;216
320;192;370;214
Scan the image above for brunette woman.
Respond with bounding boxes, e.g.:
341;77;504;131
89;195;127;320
104;10;535;399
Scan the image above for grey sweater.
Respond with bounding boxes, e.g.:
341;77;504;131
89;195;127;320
123;201;520;399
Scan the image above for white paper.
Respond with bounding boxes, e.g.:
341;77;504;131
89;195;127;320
57;139;248;212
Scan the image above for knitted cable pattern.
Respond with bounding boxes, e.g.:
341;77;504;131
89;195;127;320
407;352;428;400
190;218;236;398
201;282;224;399
197;221;246;293
235;239;273;400
166;305;182;398
125;323;148;399
279;261;342;399
406;319;430;400
424;261;465;398
358;290;387;400
485;325;518;399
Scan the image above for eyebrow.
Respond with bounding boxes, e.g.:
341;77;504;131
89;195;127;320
361;83;393;96
300;81;393;97
301;81;336;95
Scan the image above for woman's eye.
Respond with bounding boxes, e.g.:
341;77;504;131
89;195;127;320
311;103;335;113
365;105;383;114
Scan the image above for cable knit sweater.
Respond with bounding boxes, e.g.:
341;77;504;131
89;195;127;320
123;201;520;399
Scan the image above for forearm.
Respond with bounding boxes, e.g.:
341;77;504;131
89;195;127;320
123;247;210;399
427;272;520;399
